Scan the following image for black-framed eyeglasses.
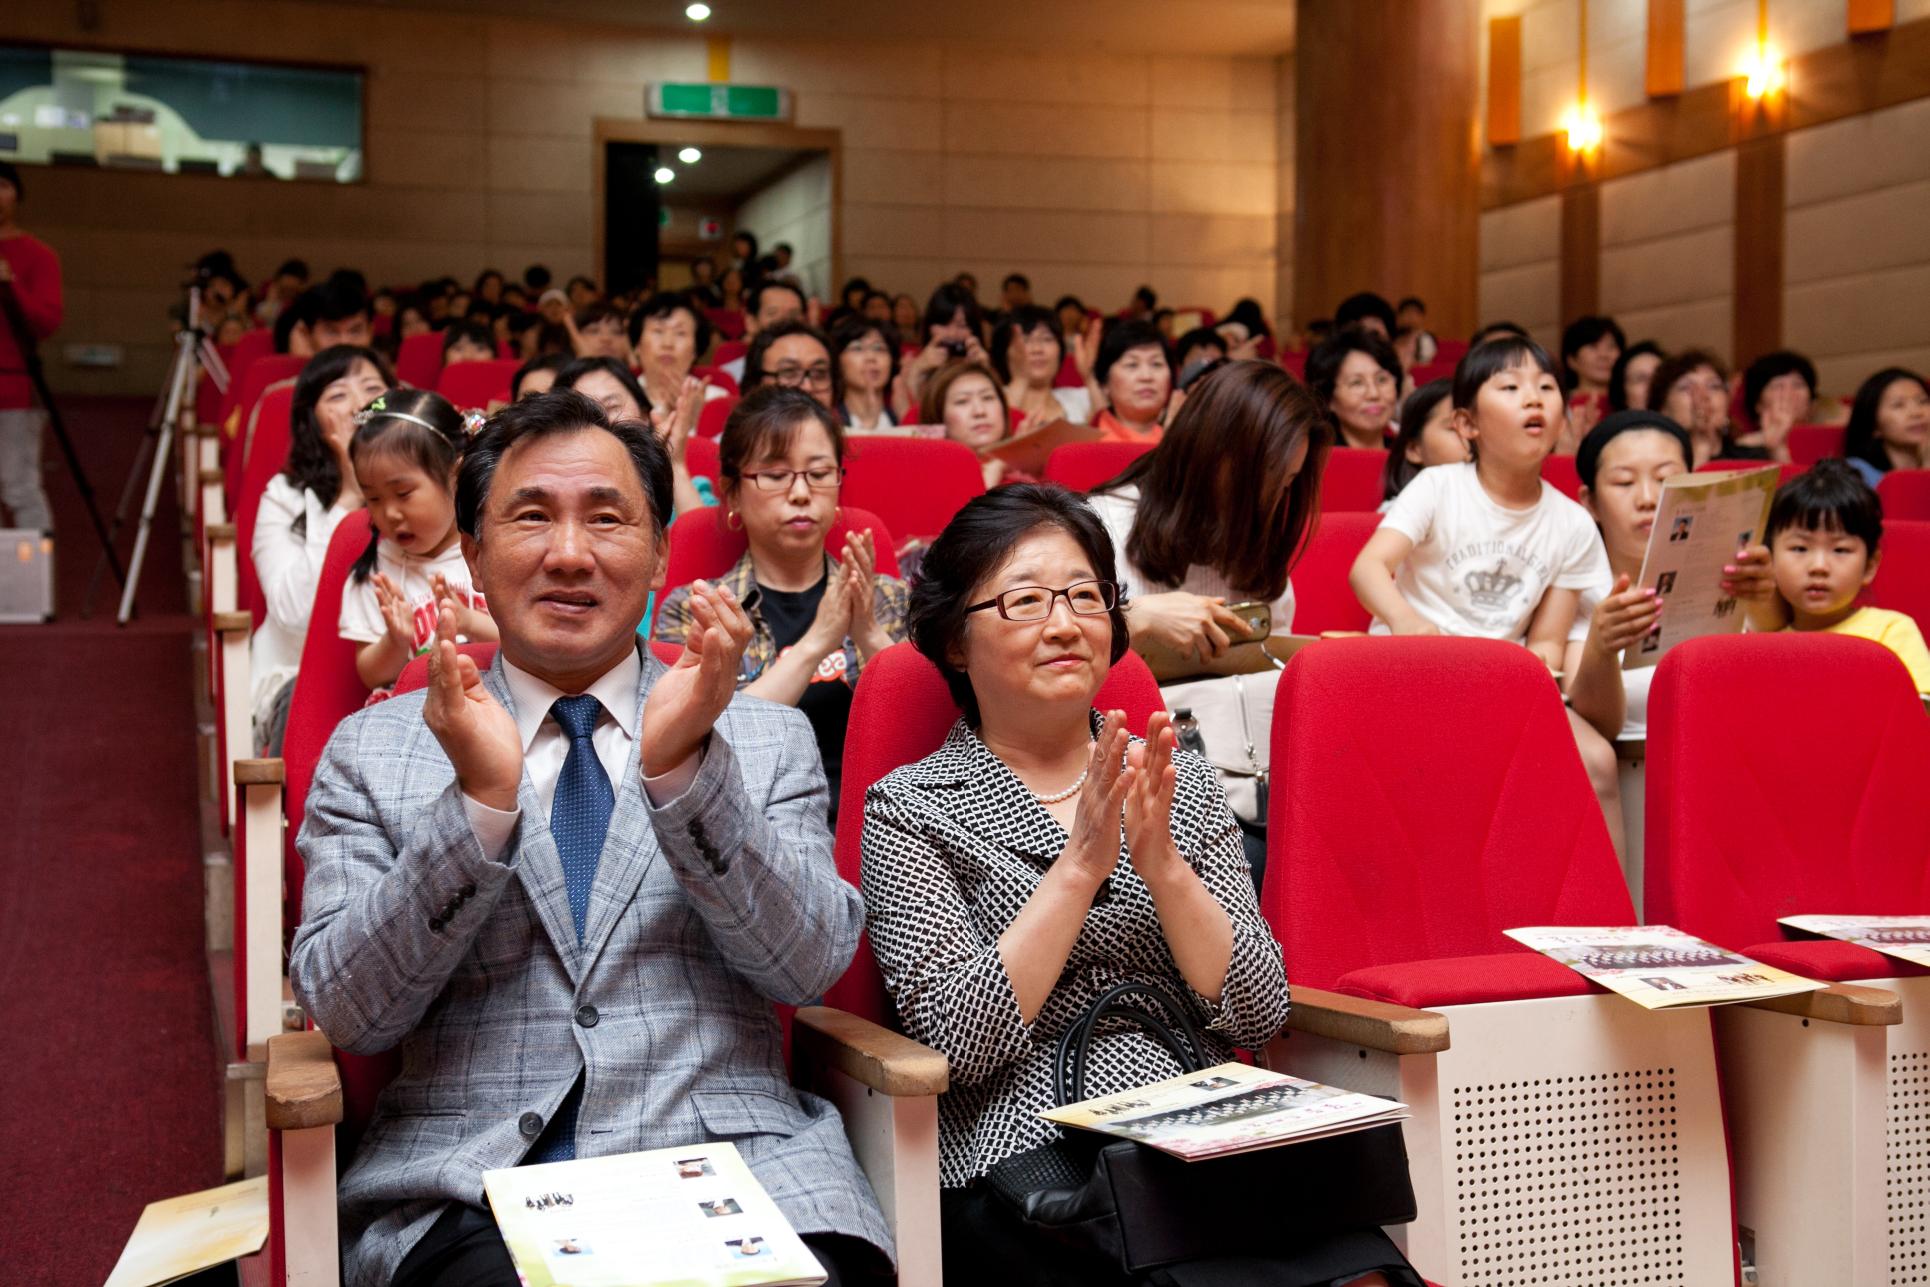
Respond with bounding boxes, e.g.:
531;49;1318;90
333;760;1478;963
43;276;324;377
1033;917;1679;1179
965;580;1118;622
742;465;845;493
767;363;834;389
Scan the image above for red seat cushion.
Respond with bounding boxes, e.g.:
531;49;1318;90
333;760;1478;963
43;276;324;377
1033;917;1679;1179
1335;951;1597;1009
1740;937;1930;982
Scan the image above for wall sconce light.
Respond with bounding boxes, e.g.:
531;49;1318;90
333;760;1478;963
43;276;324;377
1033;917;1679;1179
1563;102;1604;152
1741;0;1785;100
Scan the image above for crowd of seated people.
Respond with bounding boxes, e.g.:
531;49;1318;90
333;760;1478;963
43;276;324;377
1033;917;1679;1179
159;236;1930;1287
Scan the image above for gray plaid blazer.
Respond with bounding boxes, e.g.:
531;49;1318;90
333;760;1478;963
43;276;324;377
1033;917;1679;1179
288;648;892;1287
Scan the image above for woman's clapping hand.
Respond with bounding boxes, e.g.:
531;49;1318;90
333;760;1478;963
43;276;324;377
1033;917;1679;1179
1059;711;1131;887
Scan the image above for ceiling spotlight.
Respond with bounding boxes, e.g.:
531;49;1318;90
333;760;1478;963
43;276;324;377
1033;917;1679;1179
685;3;711;20
678;146;702;164
654;166;676;184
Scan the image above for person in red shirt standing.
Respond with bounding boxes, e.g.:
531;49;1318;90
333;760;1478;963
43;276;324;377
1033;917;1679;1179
0;160;63;533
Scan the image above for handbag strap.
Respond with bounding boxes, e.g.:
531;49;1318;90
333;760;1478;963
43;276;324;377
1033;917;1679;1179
1052;980;1210;1107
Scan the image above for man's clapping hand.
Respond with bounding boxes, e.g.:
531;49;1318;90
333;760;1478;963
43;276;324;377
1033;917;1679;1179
640;580;753;777
422;599;522;812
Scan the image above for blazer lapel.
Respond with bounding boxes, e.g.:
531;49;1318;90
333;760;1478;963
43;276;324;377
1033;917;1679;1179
578;646;664;974
484;659;586;983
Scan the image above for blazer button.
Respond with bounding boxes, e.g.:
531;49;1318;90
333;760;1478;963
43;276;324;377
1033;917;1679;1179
575;1004;600;1028
461;883;477;899
429;917;444;932
519;1111;544;1138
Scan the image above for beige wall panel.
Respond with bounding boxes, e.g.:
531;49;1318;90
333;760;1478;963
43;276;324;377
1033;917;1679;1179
369;129;491;193
1599;152;1735;247
941;50;1152;107
844;150;947;206
485;136;592;195
838;204;945;262
1786;266;1930;364
1784;97;1930;207
1149;213;1277;264
367;71;490;136
1152;110;1277;164
1815;346;1930;398
1148;160;1274;215
792;94;946;153
944;102;1151;159
486;79;640;138
1147;265;1274;314
484;191;589;249
1152;56;1278;112
1614;297;1734;361
1478;260;1561;330
1784;181;1930;285
942;155;1152;213
945;210;1151;264
731;38;942;99
1600;227;1734;312
482;19;698;84
1480;195;1561;272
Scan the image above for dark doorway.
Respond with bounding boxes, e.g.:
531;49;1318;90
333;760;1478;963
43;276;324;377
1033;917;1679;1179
604;141;663;297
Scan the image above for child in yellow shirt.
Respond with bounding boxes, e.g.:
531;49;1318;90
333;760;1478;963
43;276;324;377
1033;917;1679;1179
1766;460;1930;691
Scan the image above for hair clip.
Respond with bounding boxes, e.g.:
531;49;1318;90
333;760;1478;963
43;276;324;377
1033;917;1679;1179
462;409;488;437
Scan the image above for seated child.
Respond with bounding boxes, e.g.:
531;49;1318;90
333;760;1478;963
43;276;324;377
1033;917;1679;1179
338;389;496;689
1762;460;1930;692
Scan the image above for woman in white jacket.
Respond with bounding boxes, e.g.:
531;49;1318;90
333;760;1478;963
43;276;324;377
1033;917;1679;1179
249;345;393;751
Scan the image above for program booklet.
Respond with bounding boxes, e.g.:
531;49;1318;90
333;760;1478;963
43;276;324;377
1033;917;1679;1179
1506;924;1825;1009
103;1176;268;1287
1625;465;1779;669
984;416;1102;476
482;1143;826;1287
1780;914;1930;969
1041;1060;1408;1161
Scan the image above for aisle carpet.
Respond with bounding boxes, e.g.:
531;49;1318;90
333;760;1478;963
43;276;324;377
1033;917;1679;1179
0;396;220;1283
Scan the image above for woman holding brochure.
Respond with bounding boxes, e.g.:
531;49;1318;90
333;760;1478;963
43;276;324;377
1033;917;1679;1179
858;483;1418;1286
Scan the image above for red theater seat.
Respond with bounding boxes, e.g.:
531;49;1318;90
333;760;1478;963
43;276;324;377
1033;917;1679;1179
1541;453;1582;500
394;331;444;389
1788;422;1845;465
1289;510;1378;634
1319;447;1388;512
434;358;518;409
1867;519;1930;630
659;505;899;603
234;385;298;626
841;437;985;542
697;394;737;439
1879;468;1930;521
1041;440;1150;491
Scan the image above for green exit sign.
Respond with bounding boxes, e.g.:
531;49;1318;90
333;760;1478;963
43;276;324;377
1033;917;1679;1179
648;83;791;121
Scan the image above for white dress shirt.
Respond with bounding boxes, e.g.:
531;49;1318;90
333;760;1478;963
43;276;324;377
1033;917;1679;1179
462;647;698;861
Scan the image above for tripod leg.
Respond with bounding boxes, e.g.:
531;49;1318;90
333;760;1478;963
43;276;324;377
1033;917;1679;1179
117;343;194;625
35;369;126;588
84;339;186;617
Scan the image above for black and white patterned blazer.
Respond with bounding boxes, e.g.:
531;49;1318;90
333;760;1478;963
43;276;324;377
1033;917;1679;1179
859;715;1290;1187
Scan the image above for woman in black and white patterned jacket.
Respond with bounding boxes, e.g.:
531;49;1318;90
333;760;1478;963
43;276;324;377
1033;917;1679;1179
859;484;1417;1287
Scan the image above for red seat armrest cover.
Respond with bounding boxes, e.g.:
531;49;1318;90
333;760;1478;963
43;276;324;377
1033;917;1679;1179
1334;951;1598;1009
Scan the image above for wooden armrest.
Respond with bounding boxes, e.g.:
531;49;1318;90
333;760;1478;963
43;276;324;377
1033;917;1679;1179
1743;983;1901;1027
213;610;253;634
793;1005;949;1096
235;757;284;786
1614;737;1647;763
206;522;236;541
198;467;225;486
266;1030;343;1130
1284;985;1450;1055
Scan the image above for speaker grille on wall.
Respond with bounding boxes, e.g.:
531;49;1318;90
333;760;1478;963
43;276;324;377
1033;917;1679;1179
1450;1068;1686;1285
1891;1049;1930;1283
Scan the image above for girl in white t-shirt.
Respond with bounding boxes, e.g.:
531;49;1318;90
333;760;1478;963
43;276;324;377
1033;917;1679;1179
338;389;494;690
1351;337;1610;672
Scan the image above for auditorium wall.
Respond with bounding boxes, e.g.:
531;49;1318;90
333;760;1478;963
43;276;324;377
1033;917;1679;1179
4;3;1284;395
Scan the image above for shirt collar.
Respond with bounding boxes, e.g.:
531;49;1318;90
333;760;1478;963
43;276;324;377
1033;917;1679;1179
500;645;642;753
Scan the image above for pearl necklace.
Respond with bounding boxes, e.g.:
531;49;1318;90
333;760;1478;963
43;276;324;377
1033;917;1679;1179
1030;743;1096;804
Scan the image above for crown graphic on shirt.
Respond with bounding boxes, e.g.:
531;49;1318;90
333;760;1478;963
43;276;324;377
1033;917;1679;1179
1464;559;1522;610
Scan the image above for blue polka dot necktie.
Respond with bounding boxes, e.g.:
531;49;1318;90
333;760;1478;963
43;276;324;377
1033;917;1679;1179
549;693;614;943
524;693;613;1166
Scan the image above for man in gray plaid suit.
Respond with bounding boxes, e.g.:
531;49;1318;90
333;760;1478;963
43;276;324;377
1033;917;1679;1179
289;390;891;1287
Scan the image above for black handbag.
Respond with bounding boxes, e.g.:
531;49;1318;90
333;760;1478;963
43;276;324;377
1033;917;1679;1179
984;981;1417;1274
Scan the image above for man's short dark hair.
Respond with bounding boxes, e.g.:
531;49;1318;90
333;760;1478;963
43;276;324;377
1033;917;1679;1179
274;287;323;352
524;264;553;290
457;389;672;543
510;352;570;401
1742;349;1819;420
1002;272;1030;291
316;276;370;324
574;302;625;331
742;319;834;395
1335;291;1397;336
0;159;23;200
275;258;309;280
627;291;712;353
1767;459;1883;555
749;279;807;319
1396;296;1425;314
907;483;1130;727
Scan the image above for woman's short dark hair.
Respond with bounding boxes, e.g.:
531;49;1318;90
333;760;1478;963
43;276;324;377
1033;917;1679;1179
922;282;986;344
1452;335;1559;410
1173;326;1226;372
457;389;671;543
283;345;396;508
1334;291;1396;335
718;386;846;491
1574;410;1693;492
1100;360;1330;603
472;268;504;295
510;352;570;400
1305;329;1403;409
1469;320;1530;346
1382;379;1453;502
907;483;1130;727
742;320;837;399
830;316;901;387
1741;349;1819;419
1093;319;1171;386
1843;367;1929;475
555;355;650;412
440;320;496;358
1608;339;1666;411
1767;459;1883;554
1560;315;1627;371
1645;349;1727;413
989;305;1063;383
1224;297;1271;340
347;389;469;582
627;291;712;356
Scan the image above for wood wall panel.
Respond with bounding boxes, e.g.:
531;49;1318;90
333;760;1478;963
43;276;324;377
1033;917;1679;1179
1646;0;1686;98
1489;16;1523;145
1559;184;1601;326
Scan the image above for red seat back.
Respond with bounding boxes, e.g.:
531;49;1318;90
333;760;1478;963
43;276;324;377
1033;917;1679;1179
1042;440;1151;492
1264;638;1631;989
235;385;298;626
686;436;720;491
1432;338;1469;365
824;641;1165;1022
1645;633;1930;942
1788;423;1844;466
395;332;444;390
1053;352;1084;389
712;340;749;368
215;332;282;424
434;358;519;410
281;510;377;929
1880;470;1930;521
1320;447;1389;512
1409;360;1456;386
697;394;737;439
691;365;740;396
1701;459;1801;486
1541;454;1582;501
1279;348;1308;379
704;308;746;342
224;355;305;479
393;642;500;693
1867;520;1930;630
658;506;900;604
1290;511;1378;634
842;437;986;543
